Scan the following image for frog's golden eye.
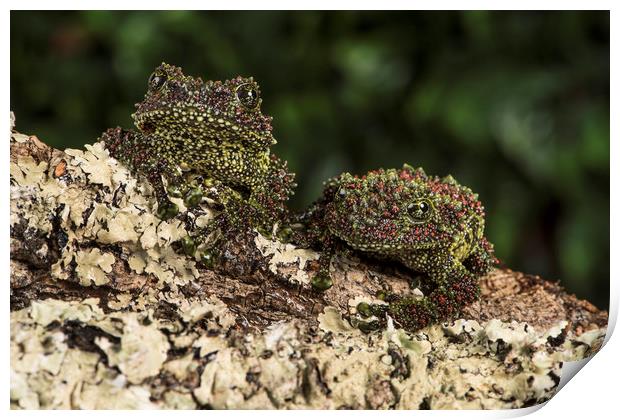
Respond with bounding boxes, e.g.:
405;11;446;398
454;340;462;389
148;72;167;91
407;199;432;222
236;83;260;110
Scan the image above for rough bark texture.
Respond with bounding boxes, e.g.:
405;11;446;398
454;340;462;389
10;114;608;409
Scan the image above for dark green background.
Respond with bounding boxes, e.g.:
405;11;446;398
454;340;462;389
10;11;610;309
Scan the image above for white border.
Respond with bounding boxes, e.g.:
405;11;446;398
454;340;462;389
3;2;616;419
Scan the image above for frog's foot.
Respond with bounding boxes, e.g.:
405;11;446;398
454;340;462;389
181;185;203;208
311;270;333;291
353;291;391;333
166;176;205;210
198;248;219;269
310;245;338;291
385;297;438;331
199;180;261;229
138;158;186;220
190;221;225;269
352;301;387;333
149;172;181;220
175;227;222;270
384;273;480;332
179;235;197;257
351;291;437;332
356;318;384;333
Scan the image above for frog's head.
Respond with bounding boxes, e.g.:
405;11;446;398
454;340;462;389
325;165;486;261
133;62;275;149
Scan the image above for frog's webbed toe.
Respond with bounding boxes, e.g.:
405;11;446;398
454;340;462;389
198;249;218;269
144;159;189;220
396;261;479;331
353;301;384;331
362;257;480;332
175;222;222;269
311;270;333;291
308;236;343;291
156;200;179;220
183;186;204;207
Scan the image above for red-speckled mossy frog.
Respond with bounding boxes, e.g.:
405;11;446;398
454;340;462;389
100;63;295;265
293;164;497;332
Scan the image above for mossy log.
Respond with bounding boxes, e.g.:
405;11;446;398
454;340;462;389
9;113;608;409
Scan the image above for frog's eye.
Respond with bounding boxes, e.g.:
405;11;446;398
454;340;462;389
148;72;167;91
236;83;260;110
407;199;432;222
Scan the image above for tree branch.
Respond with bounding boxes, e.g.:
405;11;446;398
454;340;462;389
10;114;607;409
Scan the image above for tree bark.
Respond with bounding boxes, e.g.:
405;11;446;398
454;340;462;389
10;114;608;409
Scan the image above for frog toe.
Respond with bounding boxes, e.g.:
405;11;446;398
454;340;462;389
180;235;197;256
356;301;373;317
184;187;203;207
353;300;389;333
357;319;383;333
311;271;333;291
199;250;218;269
157;200;179;220
166;184;184;198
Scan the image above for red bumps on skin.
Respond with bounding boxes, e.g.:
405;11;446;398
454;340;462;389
309;166;496;332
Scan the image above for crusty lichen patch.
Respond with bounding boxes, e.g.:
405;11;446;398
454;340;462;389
10;134;200;289
96;312;170;384
74;249;115;286
11;296;605;409
255;233;319;286
10;123;608;409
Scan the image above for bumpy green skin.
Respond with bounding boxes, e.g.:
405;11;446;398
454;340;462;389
100;63;295;234
294;164;497;331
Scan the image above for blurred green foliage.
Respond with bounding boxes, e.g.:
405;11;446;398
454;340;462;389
10;11;609;309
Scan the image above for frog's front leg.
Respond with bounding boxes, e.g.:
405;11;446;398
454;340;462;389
308;236;356;291
178;182;266;269
145;159;184;220
248;154;296;233
463;238;497;276
369;254;480;331
310;239;336;291
145;156;213;220
100;128;182;220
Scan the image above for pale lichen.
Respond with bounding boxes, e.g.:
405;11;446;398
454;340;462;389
255;233;319;286
10;133;201;288
96;312;170;384
75;249;115;286
10;296;605;409
10;124;607;409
